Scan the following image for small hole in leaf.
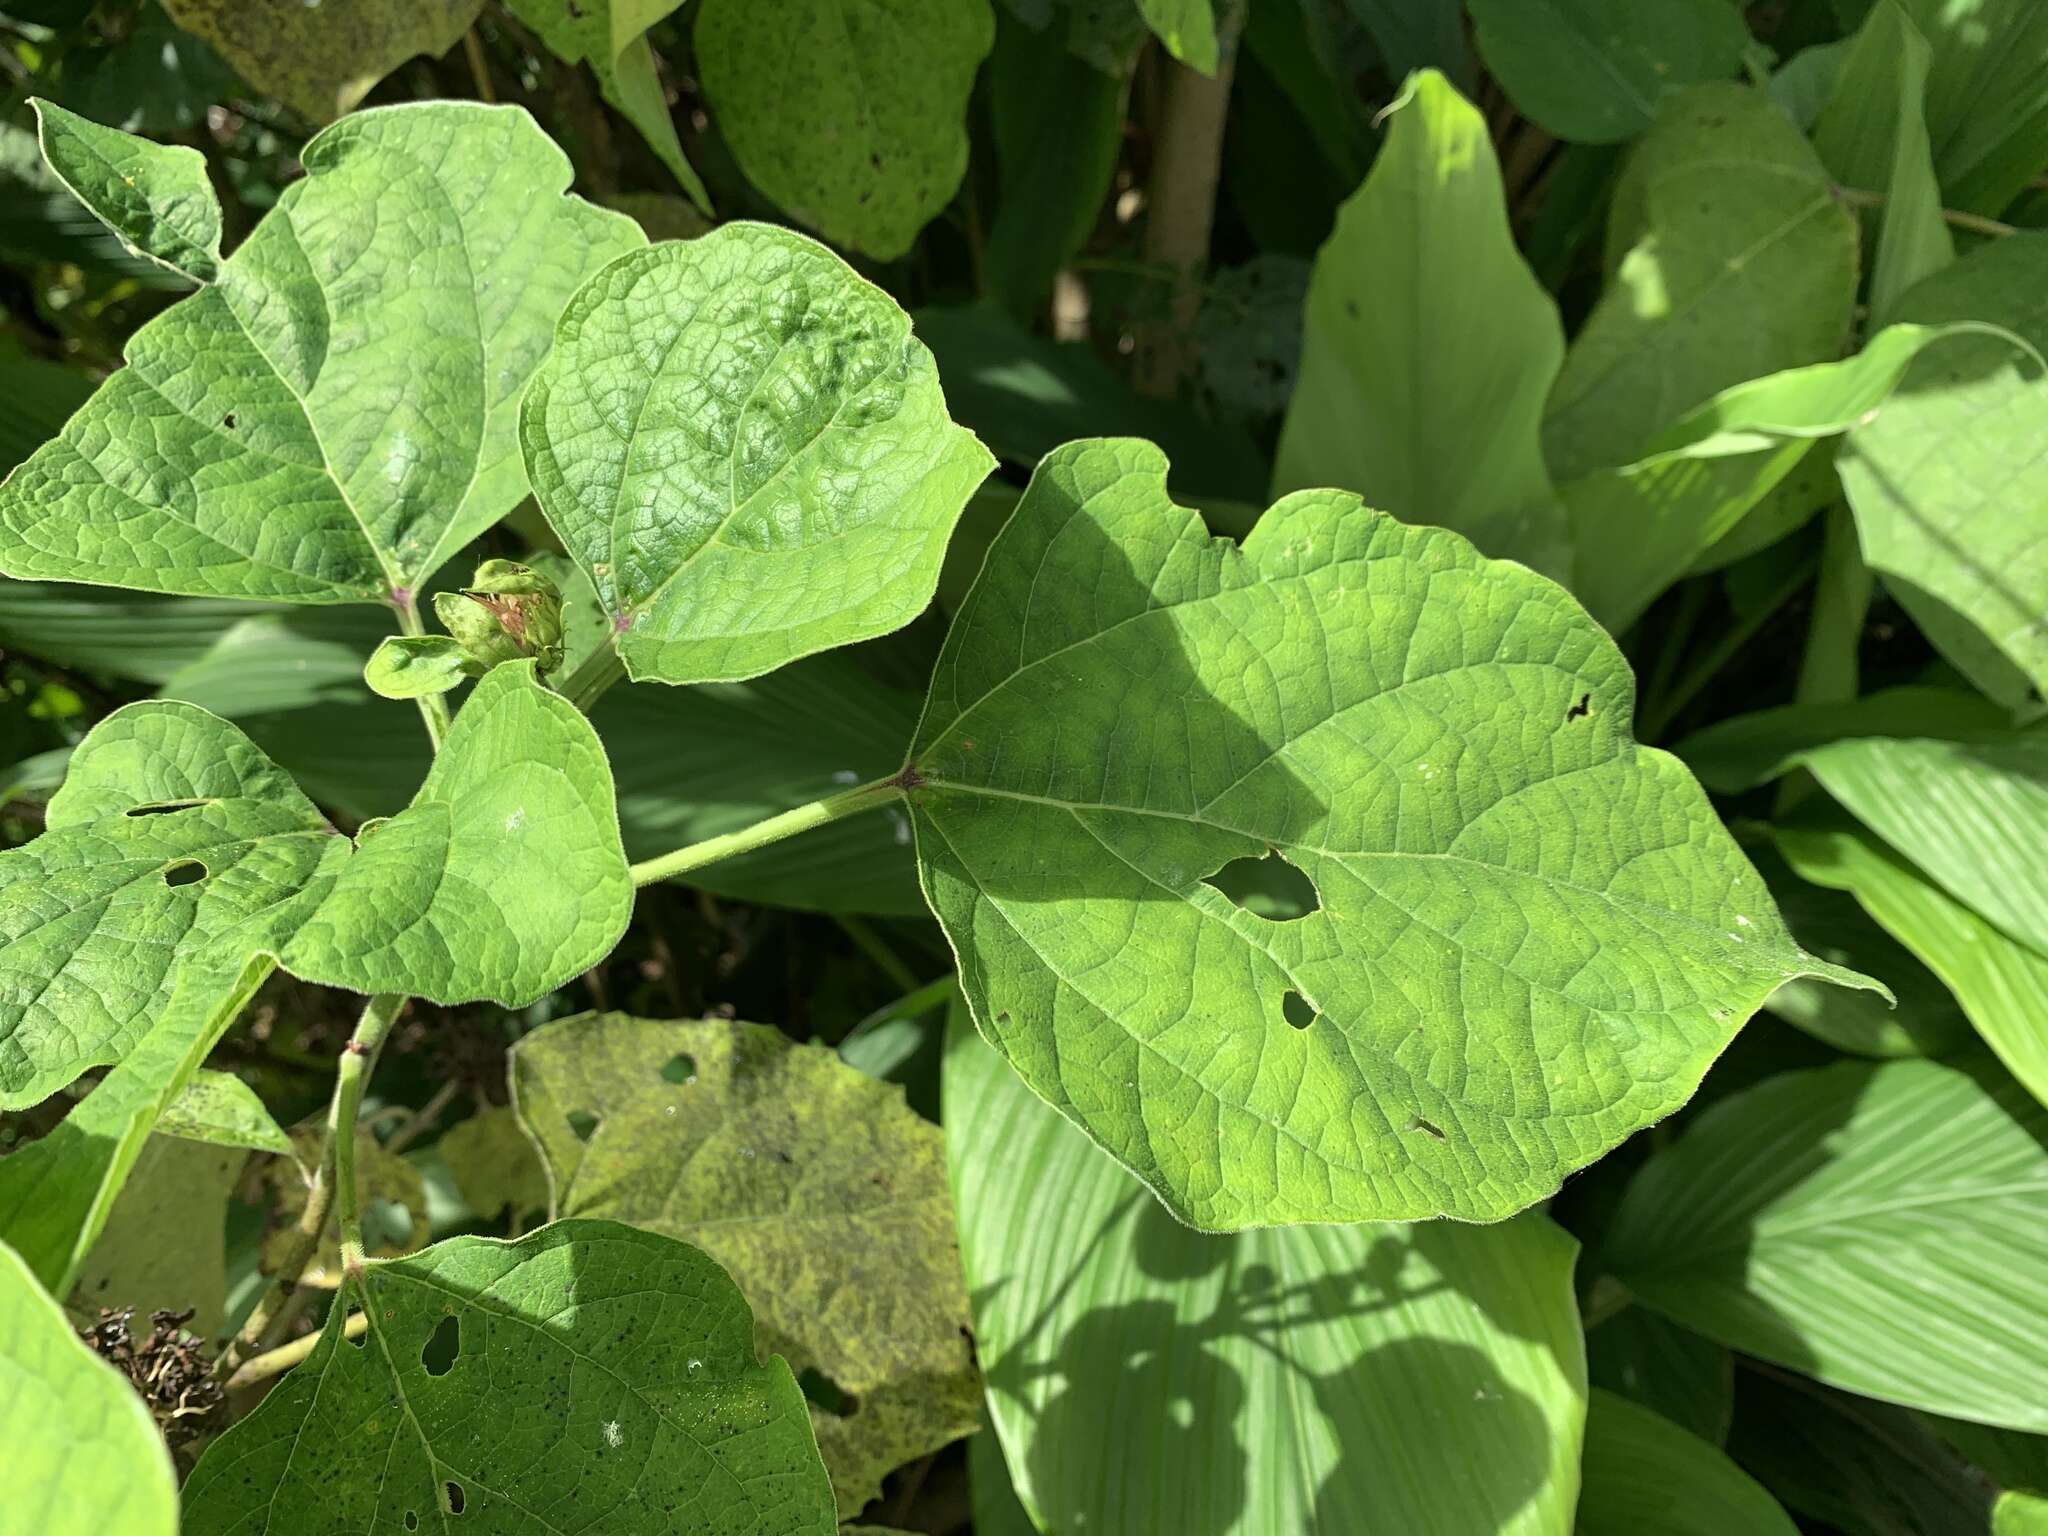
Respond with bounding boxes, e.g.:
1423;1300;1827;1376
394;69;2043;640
162;860;207;887
344;1309;367;1348
221;411;237;429
125;798;210;817
444;1481;465;1515
1281;991;1315;1030
1204;851;1320;920
421;1315;460;1376
405;1515;418;1532
1407;1115;1448;1141
565;1110;599;1143
659;1053;696;1085
797;1367;858;1418
1566;692;1591;722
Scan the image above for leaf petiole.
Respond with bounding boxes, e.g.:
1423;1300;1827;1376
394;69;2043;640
555;633;627;712
391;593;450;751
332;991;407;1273
629;773;905;886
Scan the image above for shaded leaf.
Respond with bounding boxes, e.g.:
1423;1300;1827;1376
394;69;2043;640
263;1127;427;1287
1901;0;2048;214
1585;1307;1733;1446
158;1068;295;1159
0;579;281;684
436;1106;547;1225
905;437;1874;1229
1578;1389;1797;1535
1675;685;2008;794
71;1132;242;1336
31;99;221;282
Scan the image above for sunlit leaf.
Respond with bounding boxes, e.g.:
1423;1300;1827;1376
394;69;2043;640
31;99;220;281
158;1067;295;1159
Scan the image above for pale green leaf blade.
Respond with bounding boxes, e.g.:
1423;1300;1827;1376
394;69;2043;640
181;1221;838;1535
0;1239;177;1536
520;226;994;686
944;1013;1587;1535
1578;1390;1797;1536
1543;83;1858;482
71;1132;243;1336
511;1013;979;1516
158;0;481;122
1604;1055;2048;1430
158;1067;295;1159
1779;813;2048;1107
1467;0;1750;145
2003;1492;2048;1536
31;99;221;282
1273;70;1569;579
694;0;994;259
1675;684;2007;794
0;102;644;604
436;1106;547;1224
363;634;471;699
1837;234;2048;707
1136;0;1218;74
907;438;1876;1229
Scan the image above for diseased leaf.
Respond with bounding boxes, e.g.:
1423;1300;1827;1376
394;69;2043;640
182;1221;838;1535
946;1013;1587;1535
159;1067;295;1159
71;1132;242;1336
0;1239;176;1536
905;438;1876;1229
694;0;994;259
1273;69;1569;579
520;226;993;686
512;1013;979;1516
1468;0;1750;145
1605;1055;2048;1430
1543;84;1858;482
31;99;221;282
1578;1389;1797;1536
158;0;481;123
1837;234;2048;707
0;102;643;605
436;1106;547;1225
1585;1308;1733;1446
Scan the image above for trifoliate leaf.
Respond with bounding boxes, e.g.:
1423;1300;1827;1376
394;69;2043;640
0;102;643;605
694;0;994;259
363;635;471;700
30;98;221;281
159;1067;295;1159
181;1221;838;1535
0;1239;176;1536
905;438;1878;1229
511;1014;979;1516
520;225;993;685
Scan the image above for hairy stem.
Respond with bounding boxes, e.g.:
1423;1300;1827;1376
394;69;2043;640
630;774;904;887
392;595;450;751
556;635;627;713
332;993;406;1272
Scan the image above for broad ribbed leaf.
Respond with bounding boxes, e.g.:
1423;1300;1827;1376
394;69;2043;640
1578;1390;1797;1536
1467;0;1749;144
512;1013;979;1515
1585;1309;1732;1446
1838;234;2048;708
31;99;220;281
0;1239;176;1536
1676;685;2007;795
182;1221;838;1535
1605;1056;2048;1430
946;1015;1586;1535
1903;0;2048;214
906;437;1874;1229
1273;69;1569;578
520;226;993;685
0;579;285;684
1543;84;1858;482
0;102;643;604
694;0;994;259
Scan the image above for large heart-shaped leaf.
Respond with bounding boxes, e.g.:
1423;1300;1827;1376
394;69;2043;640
520;224;992;685
0;102;642;605
945;1014;1587;1535
512;1013;980;1516
0;1239;176;1536
904;438;1875;1228
181;1221;837;1535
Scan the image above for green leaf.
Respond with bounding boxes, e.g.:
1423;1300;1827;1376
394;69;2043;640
502;0;712;215
694;0;994;259
0;579;280;684
0;102;643;605
0;1238;176;1536
1467;0;1750;145
158;1067;295;1159
263;1127;428;1286
182;1221;838;1535
1904;0;2048;214
363;634;471;700
1339;0;1472;86
1560;322;1994;631
520;226;993;685
1543;83;1859;483
1675;685;2007;794
1585;1308;1733;1446
1135;0;1218;73
1604;1055;2048;1430
1578;1389;1797;1536
0;346;95;478
30;99;221;282
1837;234;2048;708
906;438;1875;1229
945;1014;1588;1534
436;1106;547;1225
158;0;482;123
71;1132;243;1336
2002;1492;2048;1536
41;2;239;137
1273;69;1570;579
511;1013;979;1516
1779;813;2048;1106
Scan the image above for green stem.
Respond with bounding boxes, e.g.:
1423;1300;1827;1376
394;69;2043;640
332;992;407;1273
630;775;905;887
557;635;627;713
1832;183;2018;241
392;596;450;751
1639;553;1821;743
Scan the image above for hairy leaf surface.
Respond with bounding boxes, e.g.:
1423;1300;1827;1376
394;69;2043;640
513;1013;979;1515
0;103;643;604
31;99;220;281
906;438;1873;1228
182;1221;837;1534
521;226;992;685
